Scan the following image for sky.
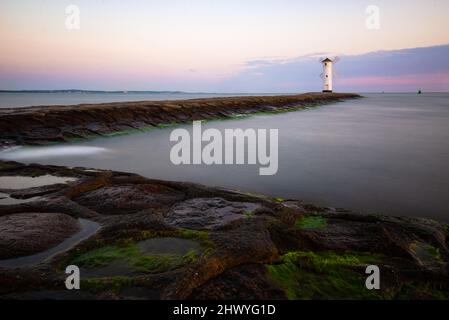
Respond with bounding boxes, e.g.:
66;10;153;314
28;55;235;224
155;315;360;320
0;0;448;92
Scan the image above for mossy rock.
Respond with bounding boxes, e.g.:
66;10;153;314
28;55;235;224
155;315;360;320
266;251;382;299
409;241;443;267
71;235;206;275
72;244;181;273
295;215;327;230
244;211;255;219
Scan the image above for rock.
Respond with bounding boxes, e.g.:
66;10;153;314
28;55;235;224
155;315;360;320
298;212;449;269
165;197;260;230
189;264;285;300
0;212;81;259
73;184;185;215
0;160;448;300
0;93;360;147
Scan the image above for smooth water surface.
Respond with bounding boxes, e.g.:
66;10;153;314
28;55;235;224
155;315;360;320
0;92;283;108
1;93;448;221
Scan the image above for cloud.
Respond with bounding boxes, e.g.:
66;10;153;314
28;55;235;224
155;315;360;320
220;44;449;92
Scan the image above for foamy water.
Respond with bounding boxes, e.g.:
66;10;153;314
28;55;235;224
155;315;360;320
0;146;110;160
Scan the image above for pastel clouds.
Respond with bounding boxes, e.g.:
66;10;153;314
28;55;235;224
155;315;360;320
218;44;449;92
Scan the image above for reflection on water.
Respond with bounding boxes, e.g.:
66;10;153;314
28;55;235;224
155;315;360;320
0;174;78;189
1;93;449;221
0;192;42;205
0;92;284;108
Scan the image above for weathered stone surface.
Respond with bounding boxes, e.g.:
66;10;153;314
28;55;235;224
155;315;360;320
73;184;185;215
0;212;81;259
299;212;449;268
165;197;260;230
0;161;448;300
190;264;286;300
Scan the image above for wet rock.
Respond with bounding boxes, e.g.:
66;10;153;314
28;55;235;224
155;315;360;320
190;264;285;300
296;213;449;273
0;212;81;259
165;197;260;230
76;237;204;279
74;184;185;215
161;222;279;299
0;161;448;300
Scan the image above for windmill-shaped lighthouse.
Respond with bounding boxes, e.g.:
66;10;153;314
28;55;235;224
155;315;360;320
320;57;338;92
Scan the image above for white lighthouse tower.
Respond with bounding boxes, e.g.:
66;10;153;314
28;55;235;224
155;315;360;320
321;57;334;92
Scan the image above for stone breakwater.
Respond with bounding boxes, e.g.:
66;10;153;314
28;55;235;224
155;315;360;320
0;161;448;300
0;93;360;147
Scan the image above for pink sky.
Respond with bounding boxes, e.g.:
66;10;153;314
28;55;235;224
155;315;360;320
1;1;449;91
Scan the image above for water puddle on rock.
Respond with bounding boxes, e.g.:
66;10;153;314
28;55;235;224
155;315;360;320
0;219;100;268
0;174;78;190
77;237;202;278
0;192;42;205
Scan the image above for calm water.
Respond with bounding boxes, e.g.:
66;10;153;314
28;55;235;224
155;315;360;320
0;92;282;108
1;93;449;222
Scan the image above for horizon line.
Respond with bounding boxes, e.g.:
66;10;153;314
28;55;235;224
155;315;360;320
1;90;448;94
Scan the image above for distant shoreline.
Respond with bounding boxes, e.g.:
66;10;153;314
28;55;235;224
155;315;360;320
0;90;189;94
1;90;447;95
0;90;296;95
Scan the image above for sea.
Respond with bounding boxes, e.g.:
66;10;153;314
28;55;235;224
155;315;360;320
1;92;448;222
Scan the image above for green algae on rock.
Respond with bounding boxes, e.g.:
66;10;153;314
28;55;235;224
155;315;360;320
266;251;382;300
0;160;448;300
295;215;327;230
71;237;205;276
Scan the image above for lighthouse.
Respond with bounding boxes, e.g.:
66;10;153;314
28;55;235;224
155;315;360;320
321;58;334;92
